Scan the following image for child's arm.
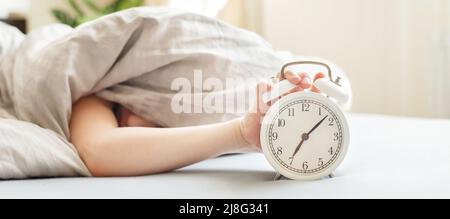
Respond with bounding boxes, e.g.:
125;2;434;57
70;96;252;177
70;72;315;177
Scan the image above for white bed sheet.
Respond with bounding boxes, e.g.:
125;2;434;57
1;114;450;199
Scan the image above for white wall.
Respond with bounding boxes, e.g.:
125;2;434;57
27;0;65;29
261;0;450;118
27;0;116;30
0;0;28;18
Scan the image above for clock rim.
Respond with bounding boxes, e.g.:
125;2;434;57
260;91;350;180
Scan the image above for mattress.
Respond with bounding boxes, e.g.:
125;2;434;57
1;113;450;199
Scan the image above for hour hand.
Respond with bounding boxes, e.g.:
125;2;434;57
290;138;306;160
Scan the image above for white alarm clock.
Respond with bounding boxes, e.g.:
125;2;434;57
261;61;350;180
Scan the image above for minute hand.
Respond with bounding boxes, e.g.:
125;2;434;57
307;115;328;136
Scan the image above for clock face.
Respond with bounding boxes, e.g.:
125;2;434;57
261;92;349;180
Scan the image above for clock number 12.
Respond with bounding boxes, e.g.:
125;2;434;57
302;103;310;112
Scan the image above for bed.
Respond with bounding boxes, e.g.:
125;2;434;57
0;9;354;181
1;114;449;199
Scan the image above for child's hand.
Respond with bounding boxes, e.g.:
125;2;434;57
239;72;327;152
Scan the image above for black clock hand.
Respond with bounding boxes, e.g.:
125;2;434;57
307;115;328;136
289;137;306;162
290;115;329;159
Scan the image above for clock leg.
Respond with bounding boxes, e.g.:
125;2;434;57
328;172;336;179
274;173;284;181
274;173;293;181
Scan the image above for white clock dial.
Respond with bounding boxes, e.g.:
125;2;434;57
261;92;349;180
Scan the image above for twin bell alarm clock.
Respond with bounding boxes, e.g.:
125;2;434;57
260;61;351;180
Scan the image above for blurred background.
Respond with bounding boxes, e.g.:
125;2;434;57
1;0;449;118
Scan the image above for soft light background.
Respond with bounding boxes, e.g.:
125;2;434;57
1;0;449;118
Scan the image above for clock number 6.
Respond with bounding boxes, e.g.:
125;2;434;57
302;162;309;170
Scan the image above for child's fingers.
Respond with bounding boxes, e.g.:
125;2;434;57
311;72;327;93
298;72;312;89
284;71;312;89
284;71;302;85
314;72;327;80
281;73;310;97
